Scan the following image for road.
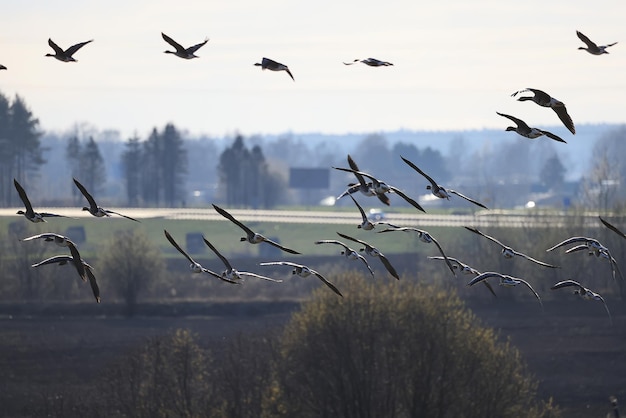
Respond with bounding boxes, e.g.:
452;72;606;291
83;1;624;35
0;207;604;228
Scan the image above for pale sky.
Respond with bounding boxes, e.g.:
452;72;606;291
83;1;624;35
1;0;625;139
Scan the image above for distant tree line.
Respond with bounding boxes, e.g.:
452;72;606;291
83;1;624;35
121;123;188;207
0;93;45;206
217;135;287;208
66;135;106;204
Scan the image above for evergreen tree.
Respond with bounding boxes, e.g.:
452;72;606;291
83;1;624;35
0;94;45;206
121;136;142;206
160;123;187;206
540;154;566;191
79;137;106;195
65;136;82;204
141;128;160;205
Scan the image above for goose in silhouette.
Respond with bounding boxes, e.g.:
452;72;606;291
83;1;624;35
600;216;626;240
315;239;374;278
14;179;68;223
73;178;139;222
466;226;559;268
428;255;496;297
333;165;425;212
259;261;342;297
0;65;6;70
31;255;98;302
45;38;93;62
336;232;399;280
343;58;393;66
212;204;300;254
468;272;543;309
203;236;282;283
551;280;612;324
336;155;388;205
576;30;617;55
378;226;456;277
497;112;566;143
164;230;238;284
401;156;488;209
511;88;575;134
161;32;209;59
547;236;622;281
254;57;294;81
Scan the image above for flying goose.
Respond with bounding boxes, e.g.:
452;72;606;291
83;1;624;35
314;239;375;278
45;38;93;62
203;236;282;283
378;226;456;277
336;232;399;280
161;32;209;59
336;155;389;205
31;255;99;303
576;30;617;55
254;57;294;81
497;112;566;143
212;204;300;254
428;255;496;297
343;58;393;67
468;272;543;309
465;226;559;268
73;178;140;222
333;166;425;212
547;236;622;281
551;280;612;324
14;179;68;223
511;88;575;134
346;194;396;231
401;156;488;209
0;65;6;70
259;261;343;297
600;216;626;240
164;230;238;284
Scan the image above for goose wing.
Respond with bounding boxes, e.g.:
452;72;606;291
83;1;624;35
346;155;368;187
47;38;64;55
311;271;343;297
546;237;595;252
65;40;93;57
336;231;368;247
260;236;300;255
387;186;425;212
464;226;507;248
212;204;256;237
448;189;488;209
377;253;399;280
104;209;140;222
73;178;99;211
31;255;73;267
538;129;567;143
576;31;599;49
202;237;233;270
348;193;368;223
467;271;503;286
356;253;375;278
550;279;584;291
85;266;100;303
237;271;283;283
315;239;350;251
400;156;439;190
68;242;87;282
424;232;456;277
551;106;575;135
511;249;560;268
600;217;626;239
187;38;209;54
259;261;301;268
161;32;186;53
496;112;530;130
14;179;34;215
516;278;543;309
164;230;197;265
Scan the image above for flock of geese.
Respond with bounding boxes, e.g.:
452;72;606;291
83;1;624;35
5;30;622;323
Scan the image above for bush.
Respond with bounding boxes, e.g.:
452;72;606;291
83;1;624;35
268;273;560;418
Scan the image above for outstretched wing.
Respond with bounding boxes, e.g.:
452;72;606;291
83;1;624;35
377;253;399;280
47;38;64;55
104;209;140;222
538;129;567;143
348;193;368;223
546;237;595;252
400;156;439;190
600;217;626;239
464;226;507;248
68;242;87;282
164;230;196;264
426;233;456;277
65;40;93;57
187;38;209;54
551;106;575;135
467;271;503;287
161;32;186;53
212;204;255;236
14;179;34;214
315;239;351;252
261;237;301;255
312;271;344;297
237;271;283;283
448;189;488;209
388;186;425;212
202;236;233;270
511;249;560;268
85;266;101;303
517;278;543;310
73;178;98;210
576;30;599;49
496;112;529;130
550;279;583;291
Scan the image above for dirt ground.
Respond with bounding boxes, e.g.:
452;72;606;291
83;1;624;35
0;298;624;417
